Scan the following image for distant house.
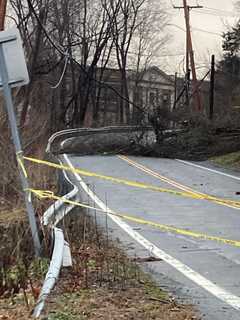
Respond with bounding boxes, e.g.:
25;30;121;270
90;66;175;126
129;66;175;122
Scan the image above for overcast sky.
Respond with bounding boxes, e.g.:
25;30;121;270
160;0;238;76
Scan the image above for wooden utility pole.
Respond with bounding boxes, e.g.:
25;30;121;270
209;55;215;120
0;0;7;31
173;0;203;112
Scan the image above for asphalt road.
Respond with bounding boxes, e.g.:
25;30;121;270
63;154;240;320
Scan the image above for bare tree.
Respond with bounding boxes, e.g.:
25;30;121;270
106;0;144;123
128;0;169;122
9;0;169;129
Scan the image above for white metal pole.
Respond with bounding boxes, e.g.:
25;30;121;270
0;43;41;256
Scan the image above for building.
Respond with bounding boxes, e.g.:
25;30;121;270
92;66;175;126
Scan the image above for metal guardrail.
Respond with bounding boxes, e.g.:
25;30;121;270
32;227;64;318
32;161;78;318
34;126;149;316
43;176;78;226
33;125;181;317
46;125;153;154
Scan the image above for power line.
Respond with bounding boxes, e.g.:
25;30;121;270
191;27;221;36
51;52;69;89
170;2;238;17
128;49;185;57
194;9;238;18
25;0;150;116
204;6;237;16
168;23;221;36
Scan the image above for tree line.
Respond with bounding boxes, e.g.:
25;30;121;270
9;0;168;130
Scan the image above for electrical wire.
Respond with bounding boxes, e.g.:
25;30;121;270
169;23;221;36
51;52;69;89
26;0;214;117
128;50;185;57
194;9;238;18
26;0;148;115
190;27;221;36
204;6;237;16
169;2;238;17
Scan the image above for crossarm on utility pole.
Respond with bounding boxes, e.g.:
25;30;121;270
174;0;203;112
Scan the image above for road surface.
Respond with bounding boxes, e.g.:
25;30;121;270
63;154;240;320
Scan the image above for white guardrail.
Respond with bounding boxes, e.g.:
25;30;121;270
46;125;154;154
33;125;180;317
32;227;64;318
34;126;144;317
32;161;78;317
33;127;136;317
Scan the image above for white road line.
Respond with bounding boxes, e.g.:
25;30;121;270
64;154;240;311
176;159;240;181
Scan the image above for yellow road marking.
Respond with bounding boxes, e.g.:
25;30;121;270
23;156;202;199
23;156;240;208
118;155;240;210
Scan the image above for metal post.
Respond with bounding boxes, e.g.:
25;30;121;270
209;54;215;120
185;68;190;108
173;72;177;110
0;44;41;256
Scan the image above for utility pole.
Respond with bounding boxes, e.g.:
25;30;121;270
0;0;7;31
173;0;203;112
209;54;215;120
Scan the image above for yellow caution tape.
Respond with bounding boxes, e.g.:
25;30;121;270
23;156;240;208
16;151;28;178
28;187;240;248
23;156;204;199
119;155;240;210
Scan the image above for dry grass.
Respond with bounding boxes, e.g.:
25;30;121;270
46;286;198;320
0;102;200;319
0;106;57;310
48;213;199;320
211;151;240;170
0;211;200;320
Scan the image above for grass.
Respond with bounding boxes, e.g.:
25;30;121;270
0;203;200;320
0;257;50;320
42;212;199;320
0;208;26;225
47;284;196;320
211;151;240;169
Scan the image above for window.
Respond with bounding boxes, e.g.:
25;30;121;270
148;89;158;106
